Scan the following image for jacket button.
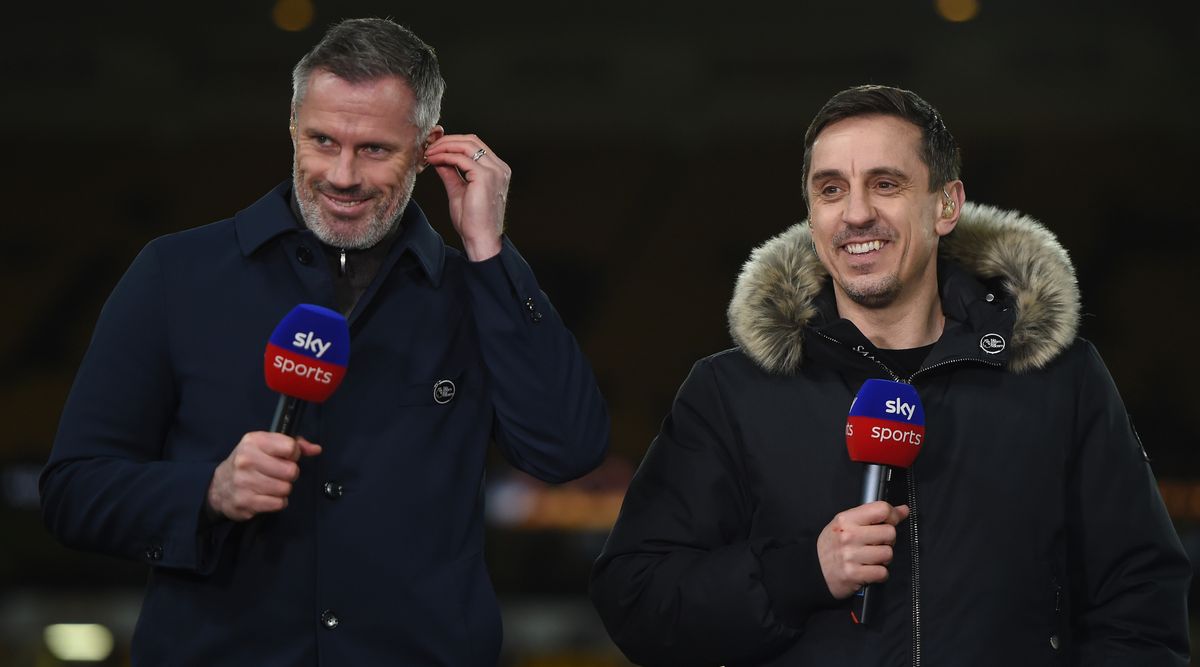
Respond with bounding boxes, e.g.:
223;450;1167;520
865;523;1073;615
985;293;995;303
1049;634;1060;650
297;246;314;265
524;297;535;312
144;546;163;562
320;609;339;629
323;481;344;499
531;311;543;323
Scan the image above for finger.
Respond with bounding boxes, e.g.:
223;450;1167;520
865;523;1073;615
247;432;304;461
424;151;500;181
432;163;470;193
887;504;911;526
242;470;294;497
851;544;895;567
296;437;323;458
856;524;899;547
241;454;300;483
426;134;494;155
247;493;288;515
845;501;897;526
857;563;892;585
425;139;510;175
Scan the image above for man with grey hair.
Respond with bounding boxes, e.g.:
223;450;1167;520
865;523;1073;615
42;17;609;665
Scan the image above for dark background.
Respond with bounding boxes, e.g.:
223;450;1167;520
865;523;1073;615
2;1;1198;664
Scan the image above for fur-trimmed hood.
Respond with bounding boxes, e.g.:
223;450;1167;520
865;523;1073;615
727;203;1080;375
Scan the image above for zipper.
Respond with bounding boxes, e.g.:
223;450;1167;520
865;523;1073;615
906;356;1000;384
339;249;347;276
814;329;1001;667
813;330;901;381
908;468;921;667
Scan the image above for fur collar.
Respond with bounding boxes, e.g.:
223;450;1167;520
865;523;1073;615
727;203;1080;375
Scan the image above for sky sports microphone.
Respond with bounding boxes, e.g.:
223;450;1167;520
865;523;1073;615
845;378;925;625
263;304;350;435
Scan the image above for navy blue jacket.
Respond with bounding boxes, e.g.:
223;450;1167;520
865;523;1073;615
41;182;609;665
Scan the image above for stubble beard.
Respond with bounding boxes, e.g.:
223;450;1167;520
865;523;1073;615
293;163;417;250
841;274;902;309
827;221;902;309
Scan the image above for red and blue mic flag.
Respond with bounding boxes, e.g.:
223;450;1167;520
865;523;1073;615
263;304;350;403
846;378;925;469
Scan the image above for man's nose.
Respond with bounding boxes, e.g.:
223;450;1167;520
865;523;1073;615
325;151;360;189
842;188;875;225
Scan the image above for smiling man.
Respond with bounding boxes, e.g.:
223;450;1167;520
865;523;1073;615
590;85;1189;665
41;18;608;665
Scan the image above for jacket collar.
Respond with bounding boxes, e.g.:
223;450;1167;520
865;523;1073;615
233;181;446;285
727;202;1081;375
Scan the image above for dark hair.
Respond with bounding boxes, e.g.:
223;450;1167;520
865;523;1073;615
801;85;960;202
292;18;445;135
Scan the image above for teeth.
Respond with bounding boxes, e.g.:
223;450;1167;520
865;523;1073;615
845;240;883;255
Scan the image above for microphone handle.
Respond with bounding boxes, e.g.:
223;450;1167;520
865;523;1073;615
270;394;307;435
852;463;890;625
859;463;888;506
242;395;306;547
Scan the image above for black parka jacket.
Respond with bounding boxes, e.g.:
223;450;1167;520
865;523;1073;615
590;204;1189;666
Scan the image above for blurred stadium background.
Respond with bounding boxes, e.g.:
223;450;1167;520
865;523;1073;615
2;0;1198;664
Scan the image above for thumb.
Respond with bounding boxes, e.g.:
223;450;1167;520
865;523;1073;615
296;436;323;458
889;504;911;525
432;164;466;196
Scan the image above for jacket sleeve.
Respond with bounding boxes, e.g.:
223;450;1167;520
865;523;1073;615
1067;341;1190;664
39;243;231;573
590;358;834;667
461;236;609;483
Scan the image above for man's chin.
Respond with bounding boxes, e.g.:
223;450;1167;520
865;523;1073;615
841;278;901;309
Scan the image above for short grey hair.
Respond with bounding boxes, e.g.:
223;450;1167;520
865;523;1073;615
291;18;445;136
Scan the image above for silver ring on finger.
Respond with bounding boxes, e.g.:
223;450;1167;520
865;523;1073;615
471;148;487;161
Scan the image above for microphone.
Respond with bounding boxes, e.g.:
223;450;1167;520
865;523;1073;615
263;304;350;435
845;378;925;625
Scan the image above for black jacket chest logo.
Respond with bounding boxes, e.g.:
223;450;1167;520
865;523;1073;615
980;333;1006;354
433;379;456;404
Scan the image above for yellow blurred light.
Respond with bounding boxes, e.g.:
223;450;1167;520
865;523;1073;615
936;0;980;22
273;0;315;32
43;624;114;662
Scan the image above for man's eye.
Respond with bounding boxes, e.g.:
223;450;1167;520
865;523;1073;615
363;145;385;155
821;185;842;196
314;135;332;146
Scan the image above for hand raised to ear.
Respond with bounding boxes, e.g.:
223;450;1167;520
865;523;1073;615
424;132;510;262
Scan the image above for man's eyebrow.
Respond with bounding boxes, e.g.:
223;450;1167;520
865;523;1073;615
865;166;912;182
809;168;844;184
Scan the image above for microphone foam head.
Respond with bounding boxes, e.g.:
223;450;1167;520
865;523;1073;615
263;304;350;403
846;378;925;468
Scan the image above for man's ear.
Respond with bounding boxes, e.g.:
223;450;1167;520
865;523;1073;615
417;125;446;173
936;180;965;237
289;106;298;144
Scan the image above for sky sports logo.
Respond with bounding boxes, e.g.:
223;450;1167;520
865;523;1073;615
271;351;335;384
846;379;926;468
292;331;333;358
884;397;917;420
264;305;350;403
271;330;341;383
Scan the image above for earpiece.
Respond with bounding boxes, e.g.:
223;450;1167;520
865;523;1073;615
941;188;956;217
